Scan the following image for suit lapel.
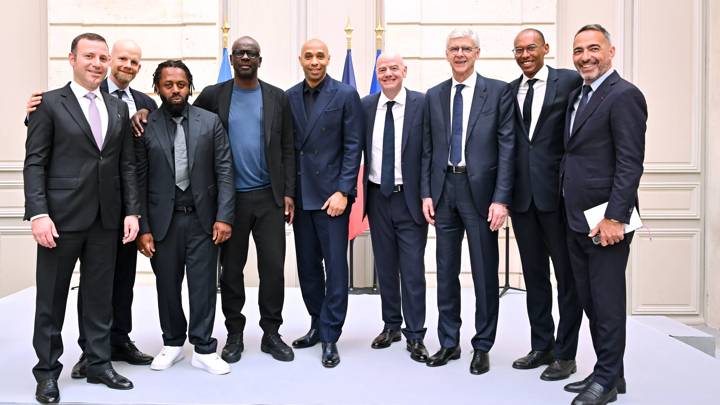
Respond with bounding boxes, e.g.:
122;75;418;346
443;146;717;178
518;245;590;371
439;80;452;144
288;86;308;144
509;76;528;143
401;90;418;154
218;80;233;130
150;112;175;172
260;81;273;147
466;73;488;140
570;71;619;138
101;92;119;150
60;84;98;151
305;80;338;138
366;93;380;164
186;107;200;174
533;66;557;141
564;87;580;147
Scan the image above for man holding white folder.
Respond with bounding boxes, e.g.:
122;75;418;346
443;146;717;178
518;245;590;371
560;24;647;405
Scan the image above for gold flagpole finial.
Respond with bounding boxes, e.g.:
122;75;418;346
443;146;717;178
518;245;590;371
344;18;354;50
374;23;385;50
222;19;230;49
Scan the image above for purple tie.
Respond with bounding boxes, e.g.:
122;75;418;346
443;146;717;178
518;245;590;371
84;93;103;150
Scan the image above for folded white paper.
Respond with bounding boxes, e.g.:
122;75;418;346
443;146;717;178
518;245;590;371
583;202;642;233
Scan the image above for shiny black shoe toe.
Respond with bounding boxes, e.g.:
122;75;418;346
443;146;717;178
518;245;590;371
321;342;340;368
292;328;320;349
564;373;626;395
221;334;244;363
35;379;59;404
469;350;490;375
406;339;429;363
111;341;153;365
540;359;576;381
512;350;553;369
86;368;134;390
71;353;87;379
571;382;617;405
426;346;460;367
371;329;401;349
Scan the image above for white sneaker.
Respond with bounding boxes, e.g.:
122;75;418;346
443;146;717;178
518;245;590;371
150;346;184;370
191;352;231;375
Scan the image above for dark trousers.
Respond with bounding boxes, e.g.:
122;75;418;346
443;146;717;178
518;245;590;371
293;207;350;343
32;217;117;382
435;173;499;352
367;184;428;340
151;211;218;354
77;236;138;350
220;188;285;336
566;229;633;389
512;200;582;360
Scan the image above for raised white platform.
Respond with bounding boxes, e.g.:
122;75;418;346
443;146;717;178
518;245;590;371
0;286;718;404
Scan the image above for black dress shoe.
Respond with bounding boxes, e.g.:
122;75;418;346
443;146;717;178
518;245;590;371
321;342;340;368
571;382;617;405
35;379;59;404
540;359;576;381
371;329;401;349
71;353;87;379
292;328;320;349
426;346;461;367
261;333;295;362
564;373;626;394
406;339;429;363
512;350;553;369
86;368;134;390
111;341;153;365
469;350;490;375
221;334;244;363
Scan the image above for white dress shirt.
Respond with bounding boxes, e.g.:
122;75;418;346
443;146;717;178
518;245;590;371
69;80;109;142
448;72;476;166
517;64;548;141
369;87;406;185
107;77;137;116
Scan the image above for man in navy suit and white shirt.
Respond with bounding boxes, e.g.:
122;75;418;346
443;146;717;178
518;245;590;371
421;28;515;375
361;52;429;363
508;28;583;381
561;24;646;405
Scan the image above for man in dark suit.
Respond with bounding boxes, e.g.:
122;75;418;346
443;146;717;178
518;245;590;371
24;32;140;403
286;38;363;368
135;60;235;375
561;24;646;405
508;28;583;381
193;36;295;363
421;28;514;375
25;39;158;377
361;52;429;363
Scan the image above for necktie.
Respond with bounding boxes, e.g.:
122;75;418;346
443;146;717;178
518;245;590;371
113;89;127;100
450;84;465;165
380;100;396;197
571;85;593;134
84;93;104;150
522;79;538;136
172;116;190;191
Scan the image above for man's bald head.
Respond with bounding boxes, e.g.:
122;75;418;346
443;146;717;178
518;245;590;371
110;39;143;88
299;38;330;87
375;51;407;98
233;36;261;53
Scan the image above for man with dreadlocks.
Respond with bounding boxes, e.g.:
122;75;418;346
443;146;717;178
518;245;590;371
134;59;235;375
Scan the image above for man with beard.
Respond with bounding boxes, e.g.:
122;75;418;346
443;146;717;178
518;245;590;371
135;60;235;375
192;36;296;363
24;39;158;377
286;38;363;368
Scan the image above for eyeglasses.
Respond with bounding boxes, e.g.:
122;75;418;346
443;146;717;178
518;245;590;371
447;46;477;55
231;50;260;59
512;44;539;56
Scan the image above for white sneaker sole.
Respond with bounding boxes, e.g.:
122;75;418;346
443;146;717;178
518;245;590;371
191;357;231;375
150;353;185;371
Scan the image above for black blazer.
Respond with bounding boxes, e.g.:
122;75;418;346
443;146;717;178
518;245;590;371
561;71;647;233
421;73;515;215
193;79;295;206
286;75;364;210
510;66;582;213
24;83;139;231
100;79;158;113
361;89;425;225
135;105;235;241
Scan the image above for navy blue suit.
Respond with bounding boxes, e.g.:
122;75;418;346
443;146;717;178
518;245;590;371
286;75;364;343
562;70;646;390
361;89;428;340
421;73;515;351
509;66;583;360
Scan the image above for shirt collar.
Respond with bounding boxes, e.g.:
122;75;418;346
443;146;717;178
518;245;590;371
70;80;102;101
522;64;548;85
587;68;615;92
452;71;476;90
303;75;327;94
378;87;406;108
106;77;130;95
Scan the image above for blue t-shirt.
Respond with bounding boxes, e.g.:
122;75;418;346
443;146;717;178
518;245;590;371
228;84;270;192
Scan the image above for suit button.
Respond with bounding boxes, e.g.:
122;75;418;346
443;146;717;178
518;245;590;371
315;171;320;175
314;150;318;154
529;145;533;150
322;127;326;132
300;151;304;156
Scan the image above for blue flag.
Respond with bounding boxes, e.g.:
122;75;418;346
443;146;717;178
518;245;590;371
342;49;357;89
217;48;232;83
369;49;381;95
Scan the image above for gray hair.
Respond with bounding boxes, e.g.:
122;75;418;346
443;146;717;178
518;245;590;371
576;24;612;45
446;28;480;49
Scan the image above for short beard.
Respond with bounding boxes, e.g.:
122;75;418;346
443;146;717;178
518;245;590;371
160;95;189;117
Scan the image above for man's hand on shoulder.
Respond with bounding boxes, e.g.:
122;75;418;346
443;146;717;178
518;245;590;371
131;109;151;137
26;91;44;114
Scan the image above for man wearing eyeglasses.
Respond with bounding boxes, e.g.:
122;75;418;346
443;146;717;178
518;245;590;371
421;28;514;375
508;28;583;382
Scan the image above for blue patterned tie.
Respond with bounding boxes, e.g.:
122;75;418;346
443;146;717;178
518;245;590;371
450;84;465;165
380;100;396;197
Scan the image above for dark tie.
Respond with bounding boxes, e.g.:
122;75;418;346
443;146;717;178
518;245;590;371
380;100;396;197
113;89;127;100
571;85;593;134
84;93;104;150
522;78;538;135
450;84;465;165
172;116;190;191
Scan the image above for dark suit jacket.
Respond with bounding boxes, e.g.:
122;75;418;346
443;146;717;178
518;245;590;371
100;79;158;113
510;66;582;213
193;79;295;206
361;89;425;224
286;75;364;210
135;105;235;241
24;83;139;231
421;73;515;215
561;71;646;233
